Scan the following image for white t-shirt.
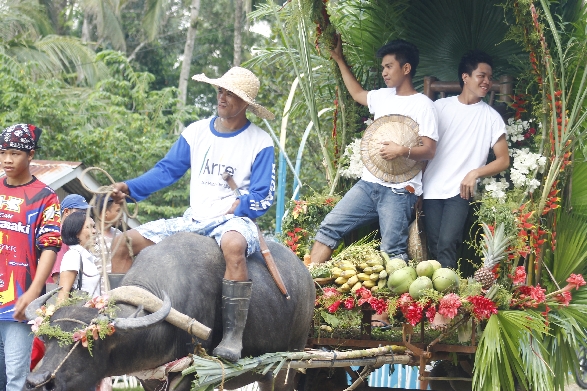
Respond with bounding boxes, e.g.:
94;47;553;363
60;245;101;298
364;88;439;196
423;96;506;199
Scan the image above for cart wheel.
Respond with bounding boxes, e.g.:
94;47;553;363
297;368;350;391
576;344;587;389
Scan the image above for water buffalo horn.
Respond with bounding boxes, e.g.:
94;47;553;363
114;291;172;331
25;287;62;321
109;286;211;340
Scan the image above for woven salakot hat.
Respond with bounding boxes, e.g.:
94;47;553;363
361;114;425;183
191;67;275;120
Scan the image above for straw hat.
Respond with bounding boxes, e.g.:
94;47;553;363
361;114;425;183
191;67;275;120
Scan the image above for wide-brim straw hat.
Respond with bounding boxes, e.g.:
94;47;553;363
191;67;275;120
361;114;425;183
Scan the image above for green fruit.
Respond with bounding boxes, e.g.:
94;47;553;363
416;261;435;278
428;260;442;271
386;258;408;275
409;276;433;299
378;278;387;289
387;267;416;294
432;268;460;292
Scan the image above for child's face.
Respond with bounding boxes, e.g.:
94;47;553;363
462;62;493;99
0;148;33;179
381;54;410;89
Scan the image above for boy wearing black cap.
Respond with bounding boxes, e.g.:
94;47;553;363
0;124;61;391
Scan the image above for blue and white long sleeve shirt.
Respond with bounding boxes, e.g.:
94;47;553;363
125;117;275;221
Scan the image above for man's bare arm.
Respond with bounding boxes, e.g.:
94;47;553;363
460;134;510;199
330;35;368;106
14;249;56;321
379;136;437;161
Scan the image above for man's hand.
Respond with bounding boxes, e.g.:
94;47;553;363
379;141;406;161
13;289;39;321
226;199;241;215
460;169;479;200
330;34;344;63
111;182;130;204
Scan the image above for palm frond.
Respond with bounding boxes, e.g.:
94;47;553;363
142;0;172;42
81;0;127;51
551;211;587;282
474;310;549;391
571;153;587;217
403;0;523;86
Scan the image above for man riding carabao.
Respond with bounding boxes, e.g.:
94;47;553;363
110;67;275;362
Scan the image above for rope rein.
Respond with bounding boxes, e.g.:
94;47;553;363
79;167;139;291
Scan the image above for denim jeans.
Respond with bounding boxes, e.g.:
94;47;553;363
315;180;417;259
423;195;470;269
0;321;34;391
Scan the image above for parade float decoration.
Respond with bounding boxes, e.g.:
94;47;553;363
275;0;587;390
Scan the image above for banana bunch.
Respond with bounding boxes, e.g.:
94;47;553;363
331;257;387;293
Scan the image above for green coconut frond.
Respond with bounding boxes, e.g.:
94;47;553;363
474;310;549;391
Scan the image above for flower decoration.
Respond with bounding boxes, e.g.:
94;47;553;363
467;296;498;321
31;294;117;356
510;266;527;285
438;293;462;319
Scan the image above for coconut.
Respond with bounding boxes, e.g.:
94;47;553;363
416;261;435;278
428;259;442;271
409;276;433;300
432;268;460;293
387;267;416;294
385;258;407;275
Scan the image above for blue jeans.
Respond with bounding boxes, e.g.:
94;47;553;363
315;180;417;259
423;195;470;269
0;321;34;391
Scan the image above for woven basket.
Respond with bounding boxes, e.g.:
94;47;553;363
407;211;427;263
361;115;425;183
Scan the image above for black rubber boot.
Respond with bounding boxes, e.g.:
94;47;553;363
212;279;252;362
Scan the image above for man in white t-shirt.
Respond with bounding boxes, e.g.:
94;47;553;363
310;37;438;264
110;67;275;362
422;50;510;268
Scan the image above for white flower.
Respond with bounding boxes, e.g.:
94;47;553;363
482;177;510;202
509;148;546;191
340;138;364;179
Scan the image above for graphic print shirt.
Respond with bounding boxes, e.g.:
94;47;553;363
126;117;275;221
0;177;61;321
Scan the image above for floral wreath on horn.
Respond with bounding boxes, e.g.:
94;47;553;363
29;293;117;356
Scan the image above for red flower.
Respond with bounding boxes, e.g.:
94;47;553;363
294;227;303;233
367;297;388;315
564;274;586;291
397;293;413;310
511;266;527;285
322;287;340;298
343;297;355;309
403;302;424;326
425;305;437;321
328;300;342;313
438;293;462;319
356;287;373;305
555;291;572;306
467;296;498;320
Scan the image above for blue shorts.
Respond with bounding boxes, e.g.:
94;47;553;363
136;208;260;257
